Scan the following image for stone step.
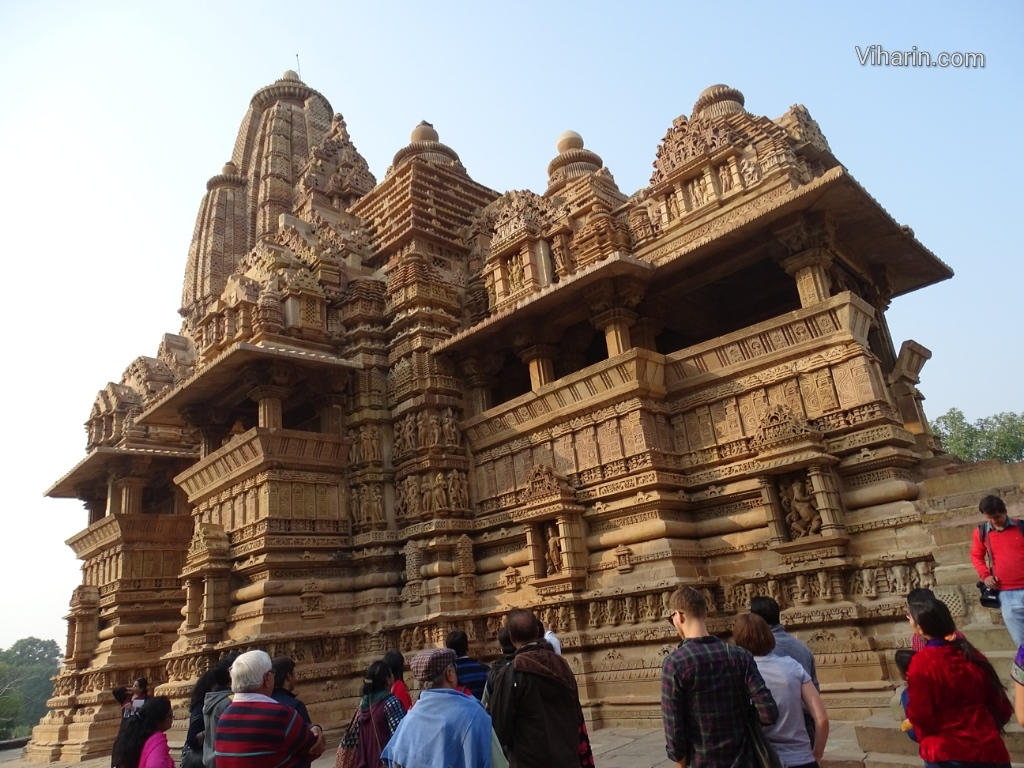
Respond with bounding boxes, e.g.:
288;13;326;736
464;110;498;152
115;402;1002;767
855;714;1024;763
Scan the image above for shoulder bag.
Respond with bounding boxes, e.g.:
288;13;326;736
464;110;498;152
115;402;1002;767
976;522;1001;609
744;703;785;768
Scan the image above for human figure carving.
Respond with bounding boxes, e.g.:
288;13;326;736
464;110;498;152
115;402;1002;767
395;483;406;519
350;486;361;524
347;429;359;464
888;564;912;595
432;473;447;511
371;485;384;523
415;411;427;448
783;478;822;539
914;560;936;589
420;477;432;513
816;571;832;600
359;425;372;462
359;485;369;525
442;407;459;445
508;255;524;290
545;523;562;575
405;477;419;516
447;471;459;510
369;426;381;461
719;163;733;193
428;415;441;447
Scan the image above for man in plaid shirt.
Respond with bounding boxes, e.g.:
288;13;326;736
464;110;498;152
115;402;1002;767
661;587;778;767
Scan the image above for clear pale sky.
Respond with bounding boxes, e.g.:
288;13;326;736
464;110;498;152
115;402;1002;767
0;1;1020;651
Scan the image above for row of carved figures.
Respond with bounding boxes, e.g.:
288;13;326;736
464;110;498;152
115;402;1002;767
395;470;470;519
345;408;462;466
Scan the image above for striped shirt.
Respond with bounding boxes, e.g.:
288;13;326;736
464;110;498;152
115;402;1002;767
214;694;317;768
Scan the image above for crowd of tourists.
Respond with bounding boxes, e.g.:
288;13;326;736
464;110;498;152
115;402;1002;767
108;493;1024;768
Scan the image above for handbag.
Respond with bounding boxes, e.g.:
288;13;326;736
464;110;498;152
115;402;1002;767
744;703;784;768
335;710;359;768
976;522;1001;609
180;746;203;768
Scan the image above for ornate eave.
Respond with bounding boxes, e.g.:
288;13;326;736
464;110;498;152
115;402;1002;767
65;513;195;560
435;254;655;355
637;166;952;298
46;446;198;499
135;341;360;428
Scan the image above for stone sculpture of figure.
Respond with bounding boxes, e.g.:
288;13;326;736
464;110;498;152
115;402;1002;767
718;163;733;193
402;417;414;453
743;582;757;605
359;485;370;525
691;178;705;207
914;560;936;589
700;588;716;613
508;255;524;290
347;429;360;464
795;573;811;603
371;485;384;523
740;156;760;185
394;483;406;519
888;564;912;596
428;415;441;447
442;407;459;445
415;411;427;448
359;425;372;462
545;523;562;575
816;571;832;600
405;477;419;516
420;476;432;513
350;486;361;524
447;471;459;510
369;426;381;461
861;568;877;598
432;473;447;510
767;579;784;608
783;478;822;539
392;418;404;456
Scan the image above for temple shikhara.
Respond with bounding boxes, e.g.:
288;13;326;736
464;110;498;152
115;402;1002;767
30;73;1024;760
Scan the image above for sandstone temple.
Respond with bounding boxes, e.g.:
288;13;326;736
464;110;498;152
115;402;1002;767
29;73;1024;761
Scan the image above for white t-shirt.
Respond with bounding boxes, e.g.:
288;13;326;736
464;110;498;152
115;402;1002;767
544;630;562;655
754;654;814;766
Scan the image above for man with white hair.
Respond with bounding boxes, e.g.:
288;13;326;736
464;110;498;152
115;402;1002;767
214;650;326;768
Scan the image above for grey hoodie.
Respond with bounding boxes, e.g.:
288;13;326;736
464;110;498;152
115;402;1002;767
201;689;232;768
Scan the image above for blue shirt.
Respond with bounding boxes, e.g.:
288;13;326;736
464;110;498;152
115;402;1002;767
381;687;492;768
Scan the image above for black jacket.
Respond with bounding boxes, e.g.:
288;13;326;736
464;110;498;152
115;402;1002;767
489;642;583;768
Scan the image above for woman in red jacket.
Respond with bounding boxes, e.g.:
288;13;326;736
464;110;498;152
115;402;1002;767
905;595;1012;768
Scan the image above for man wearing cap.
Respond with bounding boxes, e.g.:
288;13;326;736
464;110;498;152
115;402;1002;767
489;608;592;768
380;647;495;768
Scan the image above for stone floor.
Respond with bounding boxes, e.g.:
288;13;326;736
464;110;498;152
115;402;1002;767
2;722;1021;768
0;721;880;768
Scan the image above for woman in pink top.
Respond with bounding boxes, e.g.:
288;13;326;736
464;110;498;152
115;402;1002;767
112;696;174;768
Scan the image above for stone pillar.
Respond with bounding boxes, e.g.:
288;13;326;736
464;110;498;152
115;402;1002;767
519;344;558;391
83;496;105;526
592;308;638;357
117;476;148;515
806;464;846;537
757;475;788;545
249;385;289;429
105;473;123;517
631;318;663;353
525;523;546;580
313;394;346;436
782;251;833;308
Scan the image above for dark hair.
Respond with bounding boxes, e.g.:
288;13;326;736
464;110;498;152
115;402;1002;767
497;627;515;656
733;613;777;656
383;650;405;684
134;678;148;693
213;651;240;687
188;670;217;712
906;588;936;607
272;657;295;688
749;596;781;626
361;660;391;697
667;587;707;619
113;696;171;768
980;495;1007;515
908;596;1005;713
445;630;469;657
508;609;539;644
893;650;916;677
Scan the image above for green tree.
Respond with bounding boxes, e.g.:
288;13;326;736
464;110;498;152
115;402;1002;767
0;637;62;737
932;408;1024;463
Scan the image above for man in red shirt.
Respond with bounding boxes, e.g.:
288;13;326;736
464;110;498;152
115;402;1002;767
971;494;1024;647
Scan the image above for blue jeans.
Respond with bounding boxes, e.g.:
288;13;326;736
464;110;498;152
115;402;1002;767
999;587;1024;648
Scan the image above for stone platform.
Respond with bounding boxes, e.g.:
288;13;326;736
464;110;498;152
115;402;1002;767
5;721;1024;768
